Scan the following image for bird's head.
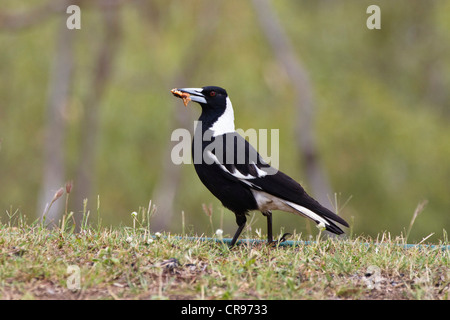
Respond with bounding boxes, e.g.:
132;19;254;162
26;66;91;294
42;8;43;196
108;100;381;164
171;86;228;109
171;86;235;135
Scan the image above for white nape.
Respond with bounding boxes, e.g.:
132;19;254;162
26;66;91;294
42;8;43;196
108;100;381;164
210;97;235;137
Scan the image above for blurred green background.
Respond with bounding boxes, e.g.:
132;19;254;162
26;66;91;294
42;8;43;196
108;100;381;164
1;0;449;242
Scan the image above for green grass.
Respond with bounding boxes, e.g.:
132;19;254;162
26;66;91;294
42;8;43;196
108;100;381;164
0;209;448;300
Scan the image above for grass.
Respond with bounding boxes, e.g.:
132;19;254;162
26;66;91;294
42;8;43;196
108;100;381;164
0;206;449;300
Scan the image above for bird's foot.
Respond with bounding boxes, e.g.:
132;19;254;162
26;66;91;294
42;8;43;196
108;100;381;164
268;233;291;246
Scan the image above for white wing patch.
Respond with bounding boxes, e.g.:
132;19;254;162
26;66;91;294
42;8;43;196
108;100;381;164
251;161;267;178
205;150;267;181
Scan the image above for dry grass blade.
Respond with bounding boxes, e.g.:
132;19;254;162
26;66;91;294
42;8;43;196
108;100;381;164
406;200;428;242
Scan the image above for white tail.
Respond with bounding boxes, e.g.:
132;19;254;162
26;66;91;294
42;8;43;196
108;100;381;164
284;200;330;227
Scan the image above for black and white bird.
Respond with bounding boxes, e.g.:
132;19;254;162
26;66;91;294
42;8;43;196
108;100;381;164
171;86;348;246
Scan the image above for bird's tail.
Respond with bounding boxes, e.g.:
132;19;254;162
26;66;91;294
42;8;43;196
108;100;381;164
284;200;348;235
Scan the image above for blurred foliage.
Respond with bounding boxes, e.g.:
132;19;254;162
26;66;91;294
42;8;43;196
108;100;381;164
1;0;449;242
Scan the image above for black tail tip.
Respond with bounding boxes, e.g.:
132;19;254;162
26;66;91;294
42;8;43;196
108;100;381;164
324;223;346;235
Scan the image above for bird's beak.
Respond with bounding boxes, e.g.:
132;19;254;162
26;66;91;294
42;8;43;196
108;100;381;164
171;88;206;106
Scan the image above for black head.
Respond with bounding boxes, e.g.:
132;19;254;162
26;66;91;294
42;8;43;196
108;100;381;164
171;86;235;135
175;86;228;109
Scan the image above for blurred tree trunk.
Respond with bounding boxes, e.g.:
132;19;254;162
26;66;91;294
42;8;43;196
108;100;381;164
73;1;121;230
252;0;333;209
150;2;222;230
150;86;189;231
38;8;77;224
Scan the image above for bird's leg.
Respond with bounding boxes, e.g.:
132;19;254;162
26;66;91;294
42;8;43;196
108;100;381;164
278;232;291;243
263;210;291;245
230;214;247;247
262;210;273;243
269;232;292;246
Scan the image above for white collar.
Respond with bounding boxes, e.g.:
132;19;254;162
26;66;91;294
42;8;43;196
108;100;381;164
210;97;235;137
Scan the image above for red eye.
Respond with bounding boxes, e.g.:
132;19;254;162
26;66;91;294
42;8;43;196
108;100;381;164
210;91;216;97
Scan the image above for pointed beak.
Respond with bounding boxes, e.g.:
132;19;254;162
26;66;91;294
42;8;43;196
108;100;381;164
171;88;206;106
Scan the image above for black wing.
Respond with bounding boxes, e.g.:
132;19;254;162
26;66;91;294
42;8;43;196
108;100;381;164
205;132;349;233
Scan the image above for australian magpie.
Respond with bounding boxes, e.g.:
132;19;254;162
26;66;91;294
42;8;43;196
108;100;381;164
171;86;348;247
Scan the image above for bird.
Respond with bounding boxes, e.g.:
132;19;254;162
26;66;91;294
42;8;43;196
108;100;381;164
171;86;349;247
